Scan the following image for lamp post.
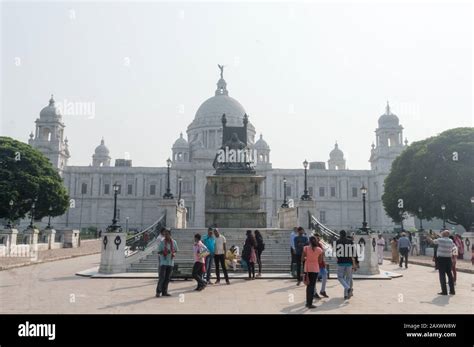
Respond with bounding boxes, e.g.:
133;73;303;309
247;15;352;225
178;176;183;203
6;200;14;228
360;184;368;233
163;158;174;199
281;178;289;208
125;217;129;233
29;198;37;229
418;206;423;231
107;182;121;232
47;206;53;229
399;208;405;232
300;159;311;201
441;204;446;230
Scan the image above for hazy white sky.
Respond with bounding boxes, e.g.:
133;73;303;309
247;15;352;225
1;1;472;169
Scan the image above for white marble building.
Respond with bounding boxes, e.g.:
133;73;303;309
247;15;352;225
27;71;408;232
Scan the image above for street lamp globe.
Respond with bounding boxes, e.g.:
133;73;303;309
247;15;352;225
303;159;308;169
166;158;172;168
471;197;474;204
283;177;287;184
441;204;446;211
113;182;120;192
9;200;13;207
360;184;368;195
418;206;422;213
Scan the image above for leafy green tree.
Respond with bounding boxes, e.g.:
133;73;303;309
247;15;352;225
0;136;69;223
382;128;474;232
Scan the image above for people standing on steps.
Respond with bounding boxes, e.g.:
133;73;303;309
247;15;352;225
213;228;230;285
428;230;455;296
202;227;216;285
294;227;309;285
397;233;411;268
156;228;178;297
335;230;356;300
242;230;257;280
254;230;265;277
376;233;385;265
303;236;323;309
314;235;329;299
192;233;209;291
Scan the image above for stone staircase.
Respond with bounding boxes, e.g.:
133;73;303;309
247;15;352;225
127;228;338;277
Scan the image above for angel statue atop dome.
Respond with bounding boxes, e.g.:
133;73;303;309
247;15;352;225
218;64;224;79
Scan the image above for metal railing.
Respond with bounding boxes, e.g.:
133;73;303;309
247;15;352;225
124;214;166;257
309;213;339;241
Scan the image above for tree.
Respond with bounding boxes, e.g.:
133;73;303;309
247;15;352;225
0;136;69;223
382;127;474;232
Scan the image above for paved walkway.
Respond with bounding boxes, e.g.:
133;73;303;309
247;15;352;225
383;251;473;273
0;253;471;314
0;240;101;270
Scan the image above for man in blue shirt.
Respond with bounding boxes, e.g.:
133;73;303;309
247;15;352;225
202;227;216;284
290;227;297;275
156;228;178;297
293;227;309;285
397;232;411;269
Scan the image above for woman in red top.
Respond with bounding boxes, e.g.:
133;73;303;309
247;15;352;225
303;236;323;309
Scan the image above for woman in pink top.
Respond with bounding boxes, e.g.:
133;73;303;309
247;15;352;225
303;236;323;309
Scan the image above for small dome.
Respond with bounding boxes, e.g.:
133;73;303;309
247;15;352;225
254;134;270;150
94;138;110;156
40;95;62;119
173;133;188;148
330;142;344;158
378;101;399;127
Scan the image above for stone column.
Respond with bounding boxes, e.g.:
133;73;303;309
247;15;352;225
159;198;177;229
462;231;474;261
63;229;80;248
296;199;317;230
0;228;18;256
23;228;39;246
176;206;187;229
41;228;56;249
98;232;127;274
352;233;379;275
278;207;298;229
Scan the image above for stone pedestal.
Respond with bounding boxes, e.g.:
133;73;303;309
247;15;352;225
41;228;56;249
205;175;266;228
176;206;187;229
99;232;127;274
0;228;18;256
296;199;317;229
22;228;39;245
159;198;177;229
352;234;379;275
278;207;298;229
462;231;474;261
63;229;80;248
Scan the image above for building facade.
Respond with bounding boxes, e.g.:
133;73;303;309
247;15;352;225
28;71;409;232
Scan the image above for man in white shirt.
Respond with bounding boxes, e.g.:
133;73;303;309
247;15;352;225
213;228;230;284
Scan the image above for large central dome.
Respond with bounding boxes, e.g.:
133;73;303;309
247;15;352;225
194;94;246;124
187;67;256;148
